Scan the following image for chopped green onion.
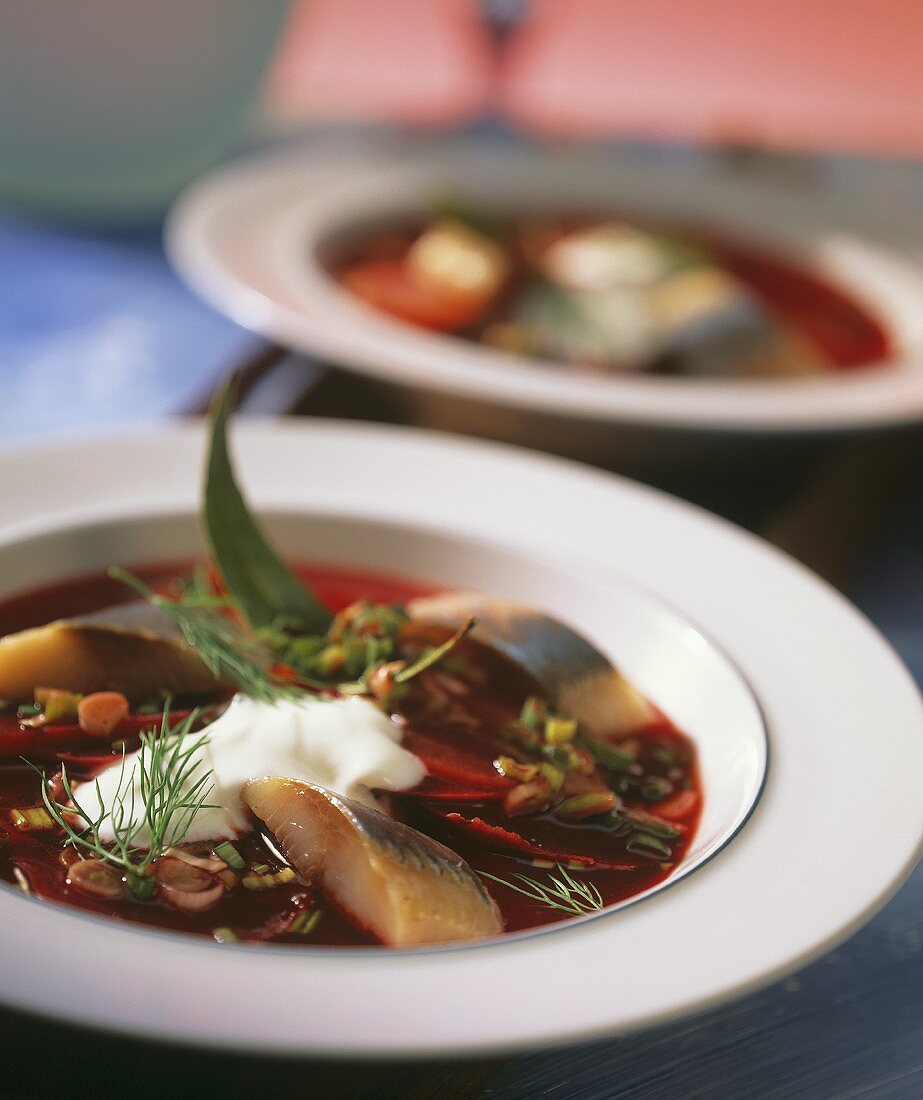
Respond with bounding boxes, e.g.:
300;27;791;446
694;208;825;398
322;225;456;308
214;841;246;870
582;737;636;771
313;644;344;677
537;763;565;792
544;717;577;745
520;696;546;731
623;809;681;840
638;776;673;801
625;832;673;859
46;694;82;722
212;927;238;943
9;807;54;830
494;755;538;783
33;689;83;722
350;603;407;635
289;911;322;936
540;744;575;771
554;792;616;820
242;867;296;891
500;724;540;752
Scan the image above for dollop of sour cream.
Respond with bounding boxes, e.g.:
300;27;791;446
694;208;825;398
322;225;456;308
73;694;426;847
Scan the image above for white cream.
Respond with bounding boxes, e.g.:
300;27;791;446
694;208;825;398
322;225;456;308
74;694;426;847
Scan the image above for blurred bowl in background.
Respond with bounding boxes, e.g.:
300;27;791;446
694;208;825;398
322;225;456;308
0;1;289;223
166;142;923;471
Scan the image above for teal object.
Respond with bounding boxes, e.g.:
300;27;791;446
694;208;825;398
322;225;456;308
0;1;289;223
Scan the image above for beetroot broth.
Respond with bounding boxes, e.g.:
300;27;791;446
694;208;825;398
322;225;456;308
0;562;702;945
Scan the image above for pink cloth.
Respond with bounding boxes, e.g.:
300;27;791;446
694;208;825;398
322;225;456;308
267;0;493;126
268;0;923;154
499;0;923;154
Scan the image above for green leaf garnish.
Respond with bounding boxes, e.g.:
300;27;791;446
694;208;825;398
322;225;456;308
478;863;604;917
203;380;332;633
31;708;218;896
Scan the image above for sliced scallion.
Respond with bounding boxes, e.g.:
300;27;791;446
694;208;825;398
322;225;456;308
214;841;246;870
520;696;546;731
625;832;672;859
289;911;322;936
582;737;636;772
242;867;296;891
9;807;53;830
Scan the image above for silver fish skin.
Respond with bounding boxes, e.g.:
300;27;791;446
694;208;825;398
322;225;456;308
243;777;504;947
0;599;227;701
408;592;656;737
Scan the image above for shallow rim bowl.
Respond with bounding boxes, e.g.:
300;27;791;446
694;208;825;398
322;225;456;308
166;144;923;433
0;419;918;1057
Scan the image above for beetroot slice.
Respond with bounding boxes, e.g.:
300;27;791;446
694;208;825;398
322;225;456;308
57;752;125;774
422;805;643;870
395;776;506;802
0;721;113;761
43;708;205;739
0;708;205;762
400;730;513;792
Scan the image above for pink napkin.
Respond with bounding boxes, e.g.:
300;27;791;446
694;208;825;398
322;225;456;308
267;0;493;126
268;0;923;154
499;0;923;154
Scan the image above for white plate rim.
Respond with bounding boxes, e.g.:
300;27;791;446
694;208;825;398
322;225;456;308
165;144;923;433
0;419;920;1056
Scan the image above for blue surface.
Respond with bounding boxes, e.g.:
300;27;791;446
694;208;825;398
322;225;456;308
0;214;250;442
1;202;922;1098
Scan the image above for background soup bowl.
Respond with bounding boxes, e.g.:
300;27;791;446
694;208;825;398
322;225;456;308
230;145;923;472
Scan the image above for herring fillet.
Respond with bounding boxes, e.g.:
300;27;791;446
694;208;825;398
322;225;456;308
0;600;224;701
243;777;504;946
408;592;656;737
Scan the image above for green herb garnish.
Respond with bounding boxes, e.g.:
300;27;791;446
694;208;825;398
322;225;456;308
214;840;246;870
33;708;217;897
393;618;476;683
625;833;673;859
204;380;331;634
288;910;322;936
479;863;604;917
109;567;300;705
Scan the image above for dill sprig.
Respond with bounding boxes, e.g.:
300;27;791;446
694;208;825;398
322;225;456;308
33;708;218;897
479;863;604;917
109;566;302;705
